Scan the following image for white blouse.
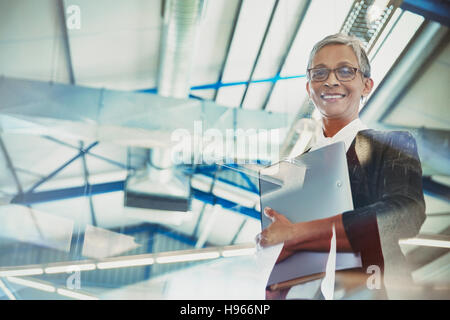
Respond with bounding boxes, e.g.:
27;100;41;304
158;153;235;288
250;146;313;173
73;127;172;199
310;118;369;153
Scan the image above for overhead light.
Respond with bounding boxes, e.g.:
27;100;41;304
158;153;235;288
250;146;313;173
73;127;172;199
156;251;220;264
5;276;98;300
340;0;400;53
6;276;55;293
44;263;96;274
0;268;44;277
56;288;98;300
97;257;155;270
399;236;450;249
0;243;260;277
221;247;256;257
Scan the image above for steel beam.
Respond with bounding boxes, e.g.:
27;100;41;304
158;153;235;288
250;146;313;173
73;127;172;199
212;0;243;102
11;180;260;220
24;141;99;194
80;142;97;227
261;0;311;110
422;176;450;202
0;137;23;194
43;136;131;171
58;0;76;84
137;74;305;94
401;0;450;27
238;0;279;108
11;180;125;205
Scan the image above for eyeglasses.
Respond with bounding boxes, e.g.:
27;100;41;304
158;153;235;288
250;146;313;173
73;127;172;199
307;66;363;82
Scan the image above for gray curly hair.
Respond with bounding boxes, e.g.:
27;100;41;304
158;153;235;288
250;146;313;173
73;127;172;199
306;33;371;78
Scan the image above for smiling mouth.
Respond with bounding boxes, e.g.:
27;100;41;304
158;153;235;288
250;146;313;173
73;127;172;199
321;93;346;100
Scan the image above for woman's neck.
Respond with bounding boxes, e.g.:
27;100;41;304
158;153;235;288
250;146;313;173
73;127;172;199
321;117;357;138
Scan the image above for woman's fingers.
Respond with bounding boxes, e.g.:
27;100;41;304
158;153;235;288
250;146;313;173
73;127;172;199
260;209;289;245
255;230;271;248
257;208;295;247
263;207;277;221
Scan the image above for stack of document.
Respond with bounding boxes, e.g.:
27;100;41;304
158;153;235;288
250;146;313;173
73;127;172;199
258;142;361;286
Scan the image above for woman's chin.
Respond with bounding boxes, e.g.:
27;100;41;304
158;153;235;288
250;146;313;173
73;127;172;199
318;105;358;120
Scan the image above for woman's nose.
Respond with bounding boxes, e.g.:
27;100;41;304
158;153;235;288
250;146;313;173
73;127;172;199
324;71;340;87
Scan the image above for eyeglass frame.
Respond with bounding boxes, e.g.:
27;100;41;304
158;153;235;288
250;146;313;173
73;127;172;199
306;65;367;82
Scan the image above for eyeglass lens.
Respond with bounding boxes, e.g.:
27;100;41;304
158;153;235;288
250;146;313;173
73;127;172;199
310;67;356;81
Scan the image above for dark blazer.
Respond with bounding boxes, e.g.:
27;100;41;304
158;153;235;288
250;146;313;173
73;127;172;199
342;129;426;274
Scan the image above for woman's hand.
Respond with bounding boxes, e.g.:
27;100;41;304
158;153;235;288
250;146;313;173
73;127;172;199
256;208;353;257
257;207;296;247
276;245;295;263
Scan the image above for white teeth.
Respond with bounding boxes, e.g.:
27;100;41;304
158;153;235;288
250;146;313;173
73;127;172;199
322;94;344;99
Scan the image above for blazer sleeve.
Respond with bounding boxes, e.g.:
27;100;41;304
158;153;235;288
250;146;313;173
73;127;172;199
341;131;426;258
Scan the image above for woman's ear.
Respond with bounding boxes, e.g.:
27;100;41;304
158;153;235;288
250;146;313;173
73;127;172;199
362;77;374;97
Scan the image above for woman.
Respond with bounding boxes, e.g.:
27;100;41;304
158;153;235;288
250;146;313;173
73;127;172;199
257;33;426;299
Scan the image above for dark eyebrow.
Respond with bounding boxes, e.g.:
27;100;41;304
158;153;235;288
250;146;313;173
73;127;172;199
311;64;327;69
311;61;356;69
337;61;356;67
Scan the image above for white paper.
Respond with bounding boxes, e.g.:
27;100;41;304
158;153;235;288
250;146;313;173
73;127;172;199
164;243;283;300
255;243;284;298
321;224;337;300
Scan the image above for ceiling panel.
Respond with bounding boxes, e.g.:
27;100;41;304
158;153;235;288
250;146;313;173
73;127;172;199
65;0;162;90
215;0;275;107
0;133;80;191
241;0;309;110
241;81;273;110
383;40;450;130
189;0;241;87
265;77;307;114
368;10;425;99
214;84;246;108
0;0;71;83
280;0;353;78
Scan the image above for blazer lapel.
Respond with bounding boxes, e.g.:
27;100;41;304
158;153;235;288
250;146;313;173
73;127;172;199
347;132;371;206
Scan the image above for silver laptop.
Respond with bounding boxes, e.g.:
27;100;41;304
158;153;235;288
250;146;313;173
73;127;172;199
259;141;361;286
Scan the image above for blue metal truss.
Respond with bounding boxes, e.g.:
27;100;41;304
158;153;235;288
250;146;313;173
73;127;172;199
193;163;259;195
138;73;306;95
11;180;261;220
191;188;260;220
8;137;262;268
43;136;132;171
25;141;99;194
11;180;125;204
